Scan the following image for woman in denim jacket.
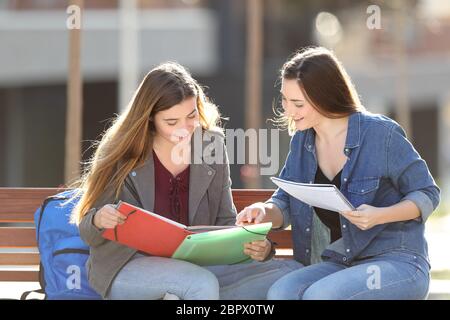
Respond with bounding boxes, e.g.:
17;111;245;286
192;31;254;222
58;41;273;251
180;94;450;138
237;47;440;300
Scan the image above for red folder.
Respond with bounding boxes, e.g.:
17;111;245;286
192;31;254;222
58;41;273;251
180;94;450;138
102;201;195;257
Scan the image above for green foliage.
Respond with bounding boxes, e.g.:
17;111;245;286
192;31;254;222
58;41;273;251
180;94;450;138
430;200;450;220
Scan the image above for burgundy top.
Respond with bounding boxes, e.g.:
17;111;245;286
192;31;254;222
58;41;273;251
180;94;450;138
153;150;190;225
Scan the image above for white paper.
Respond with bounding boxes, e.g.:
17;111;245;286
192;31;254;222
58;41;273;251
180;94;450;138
271;177;355;213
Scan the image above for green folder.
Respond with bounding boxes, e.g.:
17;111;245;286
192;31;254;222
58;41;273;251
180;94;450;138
171;222;272;266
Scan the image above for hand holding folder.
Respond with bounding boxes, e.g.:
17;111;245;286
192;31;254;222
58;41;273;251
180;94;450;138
102;201;272;266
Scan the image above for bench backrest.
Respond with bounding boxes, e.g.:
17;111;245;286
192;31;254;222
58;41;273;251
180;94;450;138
0;188;292;282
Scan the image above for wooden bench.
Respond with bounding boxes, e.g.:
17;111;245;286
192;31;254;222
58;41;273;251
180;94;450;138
0;188;292;282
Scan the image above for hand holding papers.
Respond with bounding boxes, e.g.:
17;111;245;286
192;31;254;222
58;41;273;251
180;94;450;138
271;177;355;213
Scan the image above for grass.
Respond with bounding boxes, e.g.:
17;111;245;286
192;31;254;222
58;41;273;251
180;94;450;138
431;270;450;280
428;200;449;220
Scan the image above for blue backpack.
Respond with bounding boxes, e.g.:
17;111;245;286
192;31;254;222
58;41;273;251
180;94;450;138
22;189;101;300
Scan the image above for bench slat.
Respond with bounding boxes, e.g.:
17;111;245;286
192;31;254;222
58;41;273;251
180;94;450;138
0;228;37;248
0;253;40;265
0;213;37;223
231;189;274;212
0;188;66;222
268;230;292;249
0;270;39;282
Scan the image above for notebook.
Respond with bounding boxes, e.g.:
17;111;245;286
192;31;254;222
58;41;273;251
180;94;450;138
271;176;355;212
172;223;271;265
102;201;272;265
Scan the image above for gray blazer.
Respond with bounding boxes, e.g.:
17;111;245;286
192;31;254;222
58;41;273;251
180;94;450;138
79;128;237;298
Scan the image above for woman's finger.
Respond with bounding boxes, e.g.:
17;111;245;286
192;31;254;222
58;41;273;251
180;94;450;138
245;243;266;252
348;211;362;217
104;210;127;221
104;212;126;225
102;220;117;229
254;215;264;224
244;248;262;257
103;214;123;225
104;205;127;220
244;248;255;256
236;208;251;223
250;240;268;249
341;211;364;220
357;204;370;210
244;243;255;251
245;210;252;223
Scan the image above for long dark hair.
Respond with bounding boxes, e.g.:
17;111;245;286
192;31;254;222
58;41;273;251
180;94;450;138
274;47;365;134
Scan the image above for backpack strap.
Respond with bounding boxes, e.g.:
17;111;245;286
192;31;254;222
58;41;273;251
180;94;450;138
20;260;47;300
20;288;46;300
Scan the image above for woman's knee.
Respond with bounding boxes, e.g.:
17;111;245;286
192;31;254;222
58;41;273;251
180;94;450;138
184;268;220;300
109;257;220;300
267;274;300;300
301;283;338;300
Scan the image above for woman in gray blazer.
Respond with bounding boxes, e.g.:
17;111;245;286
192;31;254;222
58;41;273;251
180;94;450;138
71;62;300;300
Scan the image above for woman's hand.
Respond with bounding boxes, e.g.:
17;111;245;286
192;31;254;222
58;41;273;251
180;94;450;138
244;239;272;262
340;204;385;230
93;204;127;229
236;202;266;225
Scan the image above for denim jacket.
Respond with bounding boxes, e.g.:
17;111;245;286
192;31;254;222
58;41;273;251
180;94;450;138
268;111;440;267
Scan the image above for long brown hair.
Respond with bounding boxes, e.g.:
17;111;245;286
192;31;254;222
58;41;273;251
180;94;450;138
70;62;221;225
274;46;364;134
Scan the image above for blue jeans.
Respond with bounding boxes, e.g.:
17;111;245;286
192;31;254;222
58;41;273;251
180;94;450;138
107;253;302;300
267;250;430;300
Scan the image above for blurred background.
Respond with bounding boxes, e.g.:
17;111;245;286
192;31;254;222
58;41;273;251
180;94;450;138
0;0;449;289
